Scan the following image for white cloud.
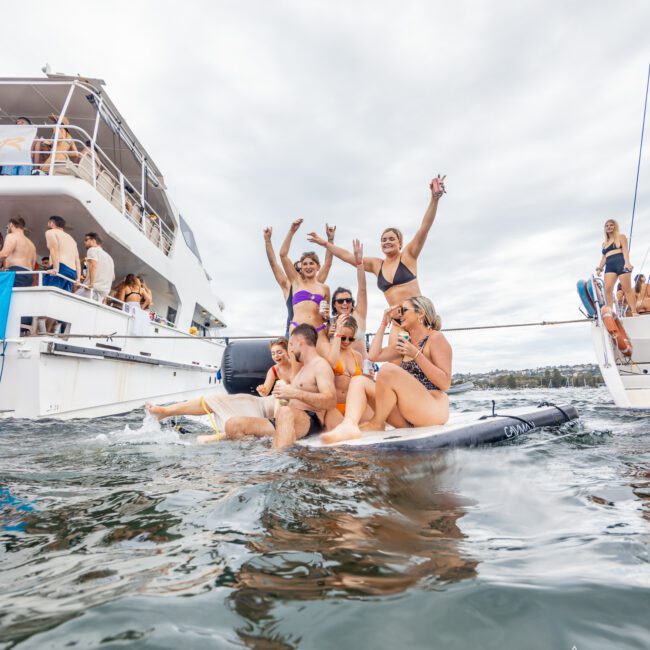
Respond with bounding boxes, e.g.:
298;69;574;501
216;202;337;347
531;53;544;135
3;0;649;372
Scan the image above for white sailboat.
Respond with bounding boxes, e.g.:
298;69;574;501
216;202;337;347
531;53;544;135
0;73;227;419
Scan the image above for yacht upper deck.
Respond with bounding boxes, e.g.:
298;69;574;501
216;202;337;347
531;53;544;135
0;74;175;255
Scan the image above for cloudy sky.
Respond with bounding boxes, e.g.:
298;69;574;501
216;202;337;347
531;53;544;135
5;1;650;372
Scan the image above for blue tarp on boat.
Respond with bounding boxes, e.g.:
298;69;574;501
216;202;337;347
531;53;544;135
0;272;15;340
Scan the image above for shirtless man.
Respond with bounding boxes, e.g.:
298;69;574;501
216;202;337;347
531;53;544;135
44;216;81;292
0;218;36;287
224;324;336;449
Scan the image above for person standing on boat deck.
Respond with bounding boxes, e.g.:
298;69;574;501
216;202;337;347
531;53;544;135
43;216;80;292
307;175;445;345
117;275;145;307
280;219;331;354
328;239;368;359
322;296;451;444
224;324;336;449
264;224;335;336
0;218;36;287
596;219;637;315
137;276;153;310
76;232;114;302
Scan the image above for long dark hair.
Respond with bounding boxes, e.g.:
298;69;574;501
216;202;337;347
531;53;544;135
331;287;355;317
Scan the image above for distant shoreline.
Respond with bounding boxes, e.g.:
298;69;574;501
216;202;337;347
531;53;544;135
453;363;602;389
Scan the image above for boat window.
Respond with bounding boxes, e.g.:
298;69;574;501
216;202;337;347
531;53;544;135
179;215;202;262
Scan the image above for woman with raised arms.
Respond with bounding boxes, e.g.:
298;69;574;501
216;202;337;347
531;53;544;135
280;219;331;354
328;239;368;359
308;176;445;341
263;224;335;336
321;296;451;444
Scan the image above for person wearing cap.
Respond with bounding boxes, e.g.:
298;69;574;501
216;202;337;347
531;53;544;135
0;117;34;176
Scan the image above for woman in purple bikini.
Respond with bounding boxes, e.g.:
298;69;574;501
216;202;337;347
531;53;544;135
280;219;331;354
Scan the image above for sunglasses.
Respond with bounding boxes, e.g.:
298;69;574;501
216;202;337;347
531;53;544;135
335;298;353;304
339;335;355;342
398;307;414;315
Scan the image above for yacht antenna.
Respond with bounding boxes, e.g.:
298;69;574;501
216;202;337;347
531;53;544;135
628;63;650;251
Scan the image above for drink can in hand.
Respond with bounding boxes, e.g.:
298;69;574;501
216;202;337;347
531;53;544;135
432;177;441;194
398;331;410;343
275;379;289;406
363;359;373;376
319;300;329;317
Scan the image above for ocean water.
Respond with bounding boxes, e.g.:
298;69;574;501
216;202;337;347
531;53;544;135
0;387;649;649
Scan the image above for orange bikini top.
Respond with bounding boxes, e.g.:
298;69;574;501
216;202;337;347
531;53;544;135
333;356;362;377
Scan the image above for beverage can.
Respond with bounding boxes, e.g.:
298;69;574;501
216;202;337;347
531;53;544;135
432;177;440;194
319;300;329;316
362;359;373;376
275;379;289;406
398;331;410;342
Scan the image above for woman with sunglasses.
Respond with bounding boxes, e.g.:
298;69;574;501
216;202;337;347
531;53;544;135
329;239;368;358
279;219;331;354
321;296;451;444
323;316;368;429
307;176;445;312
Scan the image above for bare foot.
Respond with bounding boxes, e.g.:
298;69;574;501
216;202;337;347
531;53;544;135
197;434;222;444
360;419;385;432
320;418;362;444
145;402;167;420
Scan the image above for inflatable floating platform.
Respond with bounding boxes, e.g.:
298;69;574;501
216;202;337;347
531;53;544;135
299;402;578;451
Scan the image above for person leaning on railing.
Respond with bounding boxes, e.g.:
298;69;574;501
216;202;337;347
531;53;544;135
34;114;80;175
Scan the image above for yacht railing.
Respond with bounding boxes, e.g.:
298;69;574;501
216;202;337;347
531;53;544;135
3;125;175;256
11;270;177;328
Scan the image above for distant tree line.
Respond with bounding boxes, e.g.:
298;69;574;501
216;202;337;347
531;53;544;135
454;365;603;389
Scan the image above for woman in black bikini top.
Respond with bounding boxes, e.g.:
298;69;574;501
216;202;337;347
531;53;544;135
307;175;445;306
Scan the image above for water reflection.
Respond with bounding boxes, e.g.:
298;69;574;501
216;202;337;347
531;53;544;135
228;453;478;647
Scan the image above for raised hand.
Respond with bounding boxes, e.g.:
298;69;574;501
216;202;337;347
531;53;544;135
326;223;336;242
429;174;447;199
381;306;399;328
353;239;363;266
290;218;303;233
307;231;327;247
263;227;272;242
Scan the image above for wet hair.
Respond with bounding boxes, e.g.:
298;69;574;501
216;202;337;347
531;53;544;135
299;251;321;267
8;217;26;230
408;296;441;330
85;232;102;245
331;287;355;317
291;323;317;347
340;316;358;335
381;227;403;246
603;219;622;248
269;337;288;352
48;215;66;229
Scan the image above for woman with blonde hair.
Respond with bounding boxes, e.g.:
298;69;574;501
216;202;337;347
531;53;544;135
321;296;451;444
596;219;637;315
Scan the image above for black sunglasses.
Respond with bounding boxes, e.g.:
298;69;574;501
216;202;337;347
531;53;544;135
335;298;353;304
399;307;414;315
339;335;355;342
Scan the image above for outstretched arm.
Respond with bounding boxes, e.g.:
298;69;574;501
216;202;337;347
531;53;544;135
317;224;336;283
307;231;378;273
264;227;290;292
352;239;367;320
279;219;303;283
256;367;276;396
403;175;446;260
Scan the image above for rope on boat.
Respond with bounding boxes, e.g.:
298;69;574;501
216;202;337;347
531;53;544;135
629;62;650;251
3;317;590;342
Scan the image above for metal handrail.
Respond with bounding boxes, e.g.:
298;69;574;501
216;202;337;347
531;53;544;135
4;125;176;255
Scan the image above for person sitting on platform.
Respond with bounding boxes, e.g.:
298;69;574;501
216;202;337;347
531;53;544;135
256;337;294;397
0;217;36;287
322;296;451;444
43;216;81;292
220;324;336;448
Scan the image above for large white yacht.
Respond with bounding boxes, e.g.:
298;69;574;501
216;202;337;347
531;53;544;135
0;73;227;419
